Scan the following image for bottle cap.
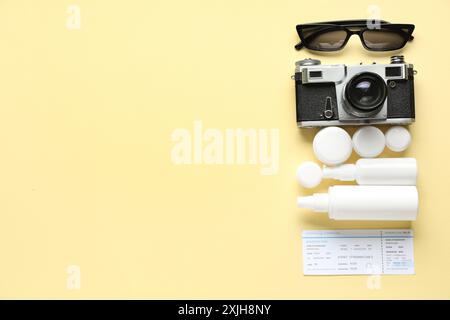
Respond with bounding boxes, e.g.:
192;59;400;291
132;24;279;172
313;127;352;165
296;161;322;188
385;126;411;152
352;126;385;158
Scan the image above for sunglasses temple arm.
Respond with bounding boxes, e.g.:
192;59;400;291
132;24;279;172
295;41;304;50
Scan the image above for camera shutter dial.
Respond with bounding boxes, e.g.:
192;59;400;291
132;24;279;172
297;58;321;66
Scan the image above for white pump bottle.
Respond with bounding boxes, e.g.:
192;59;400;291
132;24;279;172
297;185;419;221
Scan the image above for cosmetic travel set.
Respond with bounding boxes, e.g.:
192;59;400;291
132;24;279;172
293;20;419;221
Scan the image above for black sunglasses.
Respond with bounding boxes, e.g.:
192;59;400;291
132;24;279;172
295;20;415;51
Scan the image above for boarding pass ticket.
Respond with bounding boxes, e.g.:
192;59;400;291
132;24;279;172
302;229;414;275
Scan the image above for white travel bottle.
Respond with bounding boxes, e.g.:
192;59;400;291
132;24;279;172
297;185;419;221
322;158;417;185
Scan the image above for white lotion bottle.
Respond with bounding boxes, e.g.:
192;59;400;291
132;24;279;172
322;158;417;185
297;185;419;221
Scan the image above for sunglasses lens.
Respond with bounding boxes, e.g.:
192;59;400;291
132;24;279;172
362;29;406;50
305;29;347;50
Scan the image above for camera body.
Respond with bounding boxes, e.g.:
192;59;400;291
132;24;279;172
294;56;415;128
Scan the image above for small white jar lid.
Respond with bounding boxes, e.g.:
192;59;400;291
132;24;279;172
352;126;385;158
385;126;411;152
296;161;322;189
313;127;352;165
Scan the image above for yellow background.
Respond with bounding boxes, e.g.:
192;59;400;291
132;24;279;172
0;0;449;299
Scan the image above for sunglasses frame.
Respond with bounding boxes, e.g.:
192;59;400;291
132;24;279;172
295;20;415;52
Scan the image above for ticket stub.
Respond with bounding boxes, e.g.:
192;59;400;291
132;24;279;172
302;229;414;275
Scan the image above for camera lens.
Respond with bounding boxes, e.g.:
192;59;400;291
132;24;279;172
345;72;387;117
